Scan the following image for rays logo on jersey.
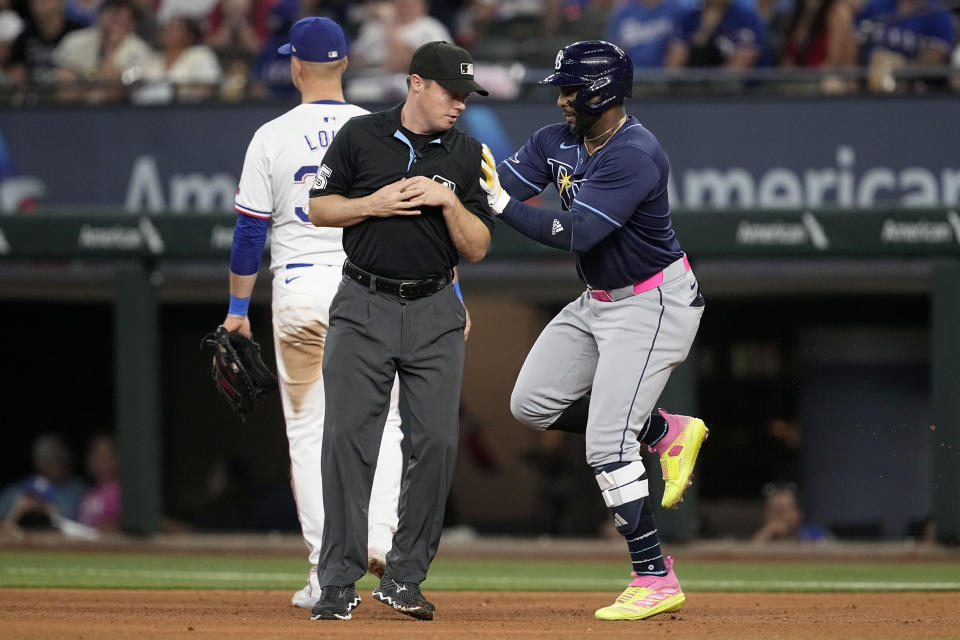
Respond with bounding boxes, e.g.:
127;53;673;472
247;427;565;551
547;158;584;209
313;164;332;190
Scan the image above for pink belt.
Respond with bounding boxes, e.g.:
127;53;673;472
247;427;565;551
589;255;692;302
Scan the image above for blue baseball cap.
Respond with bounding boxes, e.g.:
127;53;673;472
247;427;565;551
277;17;347;62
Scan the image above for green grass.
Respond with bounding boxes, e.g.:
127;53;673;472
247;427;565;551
2;551;959;592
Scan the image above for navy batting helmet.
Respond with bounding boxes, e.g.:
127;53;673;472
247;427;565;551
541;40;633;115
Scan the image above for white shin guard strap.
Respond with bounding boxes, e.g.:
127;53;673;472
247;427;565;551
595;460;649;507
601;479;649;507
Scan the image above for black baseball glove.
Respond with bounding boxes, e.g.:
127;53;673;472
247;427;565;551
201;325;277;417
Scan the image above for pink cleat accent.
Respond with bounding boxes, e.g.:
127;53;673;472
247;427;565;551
649;409;708;509
595;556;686;621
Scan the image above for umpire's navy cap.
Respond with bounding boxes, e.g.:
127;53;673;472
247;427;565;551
409;41;488;96
278;17;347;62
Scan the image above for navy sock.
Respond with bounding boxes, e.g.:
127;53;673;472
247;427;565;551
639;412;668;448
599;461;666;577
624;498;666;576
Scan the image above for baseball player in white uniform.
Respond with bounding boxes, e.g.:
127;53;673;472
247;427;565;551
222;17;404;609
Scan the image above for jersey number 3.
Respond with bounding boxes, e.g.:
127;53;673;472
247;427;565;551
293;164;327;223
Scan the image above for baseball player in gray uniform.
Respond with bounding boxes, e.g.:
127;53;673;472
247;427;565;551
479;40;707;620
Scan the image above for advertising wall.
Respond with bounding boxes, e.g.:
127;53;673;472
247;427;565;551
1;96;958;541
2;95;959;214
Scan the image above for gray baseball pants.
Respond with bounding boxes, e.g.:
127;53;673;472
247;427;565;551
511;257;704;467
317;276;465;587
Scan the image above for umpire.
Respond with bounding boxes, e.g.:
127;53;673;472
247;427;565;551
307;41;494;621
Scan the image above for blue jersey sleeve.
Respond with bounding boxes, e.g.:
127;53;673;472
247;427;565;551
230;213;269;275
499;128;666;255
500;148;662;254
498;126;553;201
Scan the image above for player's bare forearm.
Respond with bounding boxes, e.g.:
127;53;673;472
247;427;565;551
310;179;421;228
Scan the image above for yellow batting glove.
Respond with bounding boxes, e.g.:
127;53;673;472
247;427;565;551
479;143;510;215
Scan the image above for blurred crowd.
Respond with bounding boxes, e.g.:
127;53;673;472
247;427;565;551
0;0;957;102
0;432;303;537
0;433;120;539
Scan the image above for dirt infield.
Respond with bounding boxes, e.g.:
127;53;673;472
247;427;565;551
3;589;959;640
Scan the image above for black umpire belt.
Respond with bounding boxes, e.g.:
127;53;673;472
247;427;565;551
343;260;451;299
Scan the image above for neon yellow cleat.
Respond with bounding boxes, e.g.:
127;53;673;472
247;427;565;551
595;556;685;621
650;409;708;509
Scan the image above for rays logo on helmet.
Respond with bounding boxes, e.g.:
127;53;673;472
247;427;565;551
541;40;633;115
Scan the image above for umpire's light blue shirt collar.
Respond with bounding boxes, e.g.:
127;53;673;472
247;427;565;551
380;102;456;153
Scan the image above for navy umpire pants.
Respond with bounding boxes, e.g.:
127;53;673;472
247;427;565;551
317;275;466;587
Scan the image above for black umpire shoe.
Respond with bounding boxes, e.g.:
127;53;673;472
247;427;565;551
310;585;361;620
372;574;436;620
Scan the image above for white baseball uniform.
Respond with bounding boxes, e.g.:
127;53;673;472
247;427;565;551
234;101;404;597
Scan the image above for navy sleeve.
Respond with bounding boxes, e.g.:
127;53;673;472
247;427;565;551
497;127;553;201
229;213;269;275
500;144;665;254
500;197;626;254
500;199;573;251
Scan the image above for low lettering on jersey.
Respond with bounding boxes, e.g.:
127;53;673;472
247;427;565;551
547;157;585;209
313;164;332;190
432;174;458;193
304;129;336;151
